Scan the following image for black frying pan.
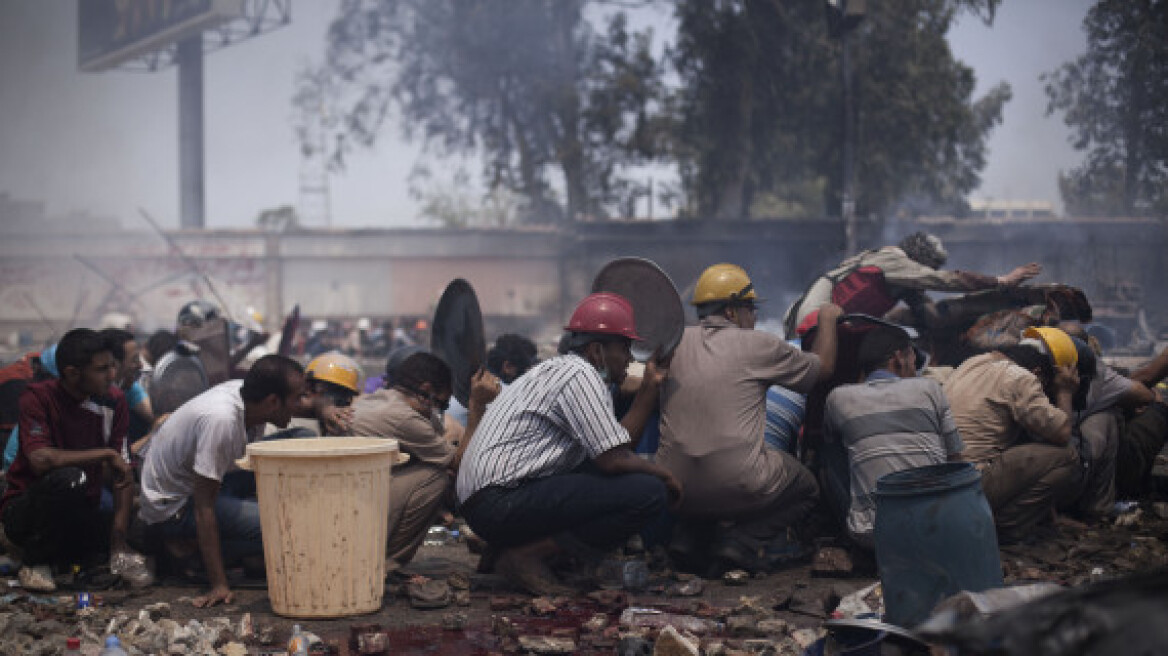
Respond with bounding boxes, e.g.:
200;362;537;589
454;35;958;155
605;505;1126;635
430;279;487;406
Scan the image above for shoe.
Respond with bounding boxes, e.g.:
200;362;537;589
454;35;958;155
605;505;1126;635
667;521;712;575
0;525;23;562
495;548;576;597
18;565;56;593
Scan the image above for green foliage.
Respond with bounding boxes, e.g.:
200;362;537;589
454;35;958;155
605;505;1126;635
670;0;1008;219
1044;0;1168;217
306;0;665;223
412;166;529;227
301;0;1008;222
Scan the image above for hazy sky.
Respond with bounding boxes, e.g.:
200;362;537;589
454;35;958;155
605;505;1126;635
0;1;1094;230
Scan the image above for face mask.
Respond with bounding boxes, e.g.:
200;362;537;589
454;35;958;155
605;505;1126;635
593;347;611;384
429;407;445;434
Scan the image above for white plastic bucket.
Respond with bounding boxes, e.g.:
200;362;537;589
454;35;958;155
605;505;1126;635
245;437;398;618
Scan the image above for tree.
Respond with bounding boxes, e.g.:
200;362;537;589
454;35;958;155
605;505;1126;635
1044;0;1168;217
670;0;1009;220
411;165;528;227
304;0;666;223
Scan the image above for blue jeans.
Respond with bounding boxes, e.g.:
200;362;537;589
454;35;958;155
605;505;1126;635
461;462;667;561
155;471;263;565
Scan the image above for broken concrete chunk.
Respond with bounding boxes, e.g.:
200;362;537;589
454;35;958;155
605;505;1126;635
586;589;629;609
667;578;705;597
218;642;248;656
441;611;468;630
492;615;519;638
789;628;822;649
408;580;453;609
1115;508;1143;527
237;612;253;641
257;623;276;645
582;613;609;633
810;547;854;577
529;596;559;615
756;619;790;635
619;608;720;635
142;602;171;621
725;615;759;636
517;635;576;654
722;570;750;586
1152;502;1168;520
447;572;471;590
652;625;700;656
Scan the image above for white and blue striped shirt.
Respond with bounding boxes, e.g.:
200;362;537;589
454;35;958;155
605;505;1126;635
456;354;629;503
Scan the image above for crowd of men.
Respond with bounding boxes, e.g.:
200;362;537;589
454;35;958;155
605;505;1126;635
1;231;1166;602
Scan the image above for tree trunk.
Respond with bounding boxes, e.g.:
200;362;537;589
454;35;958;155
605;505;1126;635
713;72;754;220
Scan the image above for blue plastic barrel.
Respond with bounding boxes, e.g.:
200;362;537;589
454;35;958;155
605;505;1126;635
874;462;1003;628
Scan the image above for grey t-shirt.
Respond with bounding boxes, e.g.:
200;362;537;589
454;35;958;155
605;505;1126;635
139;381;262;524
824;375;964;544
1082;364;1135;418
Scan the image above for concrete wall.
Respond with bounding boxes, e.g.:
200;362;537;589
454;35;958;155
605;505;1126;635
1;217;1164;342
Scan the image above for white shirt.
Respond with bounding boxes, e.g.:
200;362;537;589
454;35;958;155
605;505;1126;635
456;354;629;503
138;381;262;524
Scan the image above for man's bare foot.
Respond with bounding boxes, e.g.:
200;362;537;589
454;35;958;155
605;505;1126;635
495;547;575;597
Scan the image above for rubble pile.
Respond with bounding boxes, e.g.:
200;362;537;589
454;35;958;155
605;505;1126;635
0;500;1163;654
0;598;257;656
999;508;1168;587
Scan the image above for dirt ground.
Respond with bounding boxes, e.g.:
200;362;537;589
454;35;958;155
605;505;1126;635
3;491;1168;655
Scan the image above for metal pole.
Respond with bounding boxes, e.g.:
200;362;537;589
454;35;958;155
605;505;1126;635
648;178;654;221
841;28;856;255
178;36;205;229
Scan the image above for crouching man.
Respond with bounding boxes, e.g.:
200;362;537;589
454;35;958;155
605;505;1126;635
1;329;135;591
138;355;307;607
456;293;682;595
822;325;964;549
351;351;499;572
943;327;1080;542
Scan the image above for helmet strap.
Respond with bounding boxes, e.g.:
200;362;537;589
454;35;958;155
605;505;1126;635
729;282;754;301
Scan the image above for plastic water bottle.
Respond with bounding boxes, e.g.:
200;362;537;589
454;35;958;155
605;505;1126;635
287;624;309;656
100;635;128;656
64;638;82;656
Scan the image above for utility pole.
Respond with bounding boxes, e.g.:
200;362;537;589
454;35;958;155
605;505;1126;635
177;36;205;229
841;28;856;254
827;0;864;254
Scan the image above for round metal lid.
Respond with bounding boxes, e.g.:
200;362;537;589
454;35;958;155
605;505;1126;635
591;257;685;361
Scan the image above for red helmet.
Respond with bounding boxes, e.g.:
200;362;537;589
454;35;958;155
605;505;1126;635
565;293;642;341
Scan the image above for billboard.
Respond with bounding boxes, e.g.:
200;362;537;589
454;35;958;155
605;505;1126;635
78;0;244;72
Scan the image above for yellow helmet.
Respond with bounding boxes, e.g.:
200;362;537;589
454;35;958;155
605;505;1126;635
306;351;362;394
692;263;758;306
1022;326;1078;368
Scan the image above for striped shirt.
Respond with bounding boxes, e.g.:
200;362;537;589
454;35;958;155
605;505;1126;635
764;385;806;454
456;354;629;503
823;374;963;543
